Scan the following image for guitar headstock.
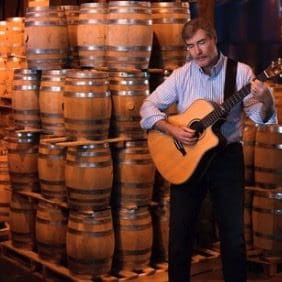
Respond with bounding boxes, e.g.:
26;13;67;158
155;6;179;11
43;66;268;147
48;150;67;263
264;58;282;79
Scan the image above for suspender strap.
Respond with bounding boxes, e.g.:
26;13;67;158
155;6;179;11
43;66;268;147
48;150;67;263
224;58;238;101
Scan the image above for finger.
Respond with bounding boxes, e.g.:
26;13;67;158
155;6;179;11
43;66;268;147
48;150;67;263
183;127;196;134
185;138;198;145
183;134;198;142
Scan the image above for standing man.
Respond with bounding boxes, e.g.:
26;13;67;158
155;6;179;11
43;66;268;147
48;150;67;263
140;18;277;282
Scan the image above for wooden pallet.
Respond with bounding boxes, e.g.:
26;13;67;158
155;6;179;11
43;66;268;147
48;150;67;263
0;241;221;282
213;244;282;278
247;249;282;277
0;223;10;242
0;240;167;282
191;248;221;276
1;240;78;281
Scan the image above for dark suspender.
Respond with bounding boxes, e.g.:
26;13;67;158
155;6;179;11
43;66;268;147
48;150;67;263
224;58;238;101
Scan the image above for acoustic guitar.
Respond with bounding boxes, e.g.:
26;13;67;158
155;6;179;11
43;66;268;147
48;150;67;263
148;59;282;185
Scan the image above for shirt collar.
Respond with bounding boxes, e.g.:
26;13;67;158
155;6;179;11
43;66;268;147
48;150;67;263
192;52;225;77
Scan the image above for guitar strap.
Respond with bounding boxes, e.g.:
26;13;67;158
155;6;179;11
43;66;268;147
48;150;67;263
224;58;238;101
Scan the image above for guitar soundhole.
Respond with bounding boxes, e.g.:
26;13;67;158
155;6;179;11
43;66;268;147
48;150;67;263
189;120;204;138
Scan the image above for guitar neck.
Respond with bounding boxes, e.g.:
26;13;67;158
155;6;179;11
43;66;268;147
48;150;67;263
201;71;268;129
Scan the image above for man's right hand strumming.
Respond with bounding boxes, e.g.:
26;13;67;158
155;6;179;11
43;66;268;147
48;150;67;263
154;119;198;145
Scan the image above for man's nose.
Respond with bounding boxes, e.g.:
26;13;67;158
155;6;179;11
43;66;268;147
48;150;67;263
194;44;202;54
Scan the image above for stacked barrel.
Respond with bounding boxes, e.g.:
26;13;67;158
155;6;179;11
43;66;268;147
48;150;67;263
105;1;158;275
0;15;27;144
242;117;257;250
5;2;49;258
149;1;190;70
252;122;282;257
3;8;41;243
0;1;191;280
0;15;26;101
0;142;11;231
7;130;40;251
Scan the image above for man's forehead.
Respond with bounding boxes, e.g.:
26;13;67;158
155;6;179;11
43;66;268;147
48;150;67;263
185;29;207;42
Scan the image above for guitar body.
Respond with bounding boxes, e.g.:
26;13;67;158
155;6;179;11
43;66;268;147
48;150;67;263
147;99;226;184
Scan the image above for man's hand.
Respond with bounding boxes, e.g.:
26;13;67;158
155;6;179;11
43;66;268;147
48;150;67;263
154;120;198;145
251;79;273;106
251;79;275;122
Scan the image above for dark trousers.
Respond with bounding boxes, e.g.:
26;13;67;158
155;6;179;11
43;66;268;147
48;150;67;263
168;143;247;282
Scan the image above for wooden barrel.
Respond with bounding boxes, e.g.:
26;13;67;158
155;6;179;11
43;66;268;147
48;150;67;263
254;125;282;189
63;70;111;140
244;188;253;250
62;5;80;68
66;209;115;277
112;206;153;272
9;192;36;250
25;6;68;70
150;198;169;263
0;57;8;97
12;69;41;129
0;21;8;57
38;138;67;200
252;188;282;256
0;110;14;140
242;118;257;186
65;143;113;211
0;154;11;223
6;56;27;99
150;2;190;69
77;2;107;69
271;84;282;123
6;17;25;57
35;201;68;263
112;140;155;208
39;69;67;136
6;130;40;192
28;0;49;8
106;1;153;70
109;70;149;139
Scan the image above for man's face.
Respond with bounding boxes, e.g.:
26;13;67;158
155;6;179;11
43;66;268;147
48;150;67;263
185;29;218;69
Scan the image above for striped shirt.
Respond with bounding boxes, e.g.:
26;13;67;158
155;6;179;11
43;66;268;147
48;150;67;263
140;53;277;143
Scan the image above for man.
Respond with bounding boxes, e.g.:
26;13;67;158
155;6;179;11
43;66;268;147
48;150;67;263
140;18;277;282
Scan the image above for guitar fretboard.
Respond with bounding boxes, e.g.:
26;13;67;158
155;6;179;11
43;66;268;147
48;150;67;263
201;71;268;129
